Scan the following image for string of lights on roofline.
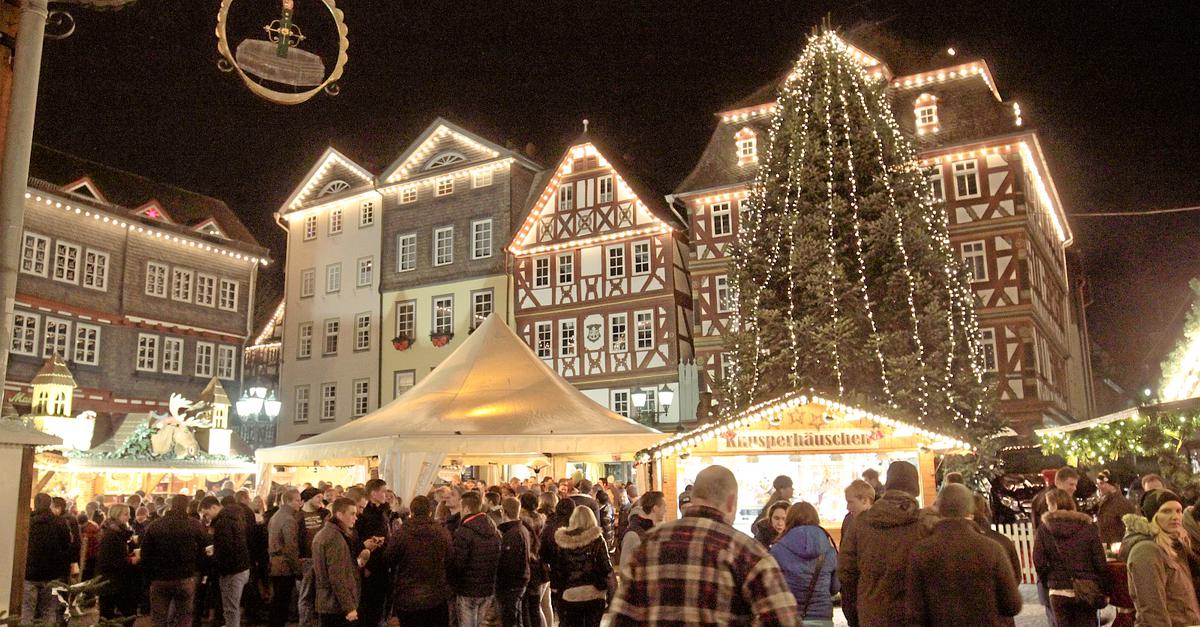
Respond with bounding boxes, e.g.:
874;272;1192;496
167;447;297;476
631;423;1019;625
25;191;268;266
288;150;375;210
384;127;501;184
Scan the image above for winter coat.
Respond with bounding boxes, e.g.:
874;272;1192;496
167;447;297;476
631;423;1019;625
978;521;1022;587
550;524;612;602
267;505;303;576
1032;509;1112;594
26;510;74;582
81;519;101;562
96;521;135;582
570;494;601;522
211;506;252;575
141;510;210;581
598;502;616;549
539;513;568;587
354;501;391;578
450;512;501;598
752;517;780;547
497;520;532;592
384;516;453;612
838;489;938;627
617;513;654;579
521;511;548;588
312;521;361;615
906;518;1023;626
1120;513;1200;626
769;524;838;620
1097;492;1138;545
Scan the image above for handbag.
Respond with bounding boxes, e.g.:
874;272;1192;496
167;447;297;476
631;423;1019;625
798;550;829;617
1050;535;1108;609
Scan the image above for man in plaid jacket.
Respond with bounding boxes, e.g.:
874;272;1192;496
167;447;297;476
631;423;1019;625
605;465;802;626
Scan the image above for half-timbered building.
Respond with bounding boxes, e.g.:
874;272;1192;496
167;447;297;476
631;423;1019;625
509;135;695;426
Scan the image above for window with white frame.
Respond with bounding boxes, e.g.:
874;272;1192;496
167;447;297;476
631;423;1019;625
926;165;944;202
432;296;453;335
735;128;757;165
359;200;375;227
145;262;168;297
357;257;373;287
534;322;552;358
73;323;100;365
216;345;236;380
916;105;937;127
643;388;658;413
436;178;454;197
472;168;493;188
434;227;454;266
195;342;214;377
354;312;371;351
196;274;216;306
953;160;980;198
609;313;627;352
716;275;733;312
400;187;417;204
471;219;493;259
11;312;38;356
325;263;341;293
979;328;998;371
171;268;193;302
533;257;550;288
21;232;50;276
294;386;310;423
397;234;417;272
607;246;625;278
633;241;651;275
559;319;576;357
635;311;654;349
52;242;81;284
136;334;159;372
612;390;630;418
323;319;340;355
352;379;369;417
395;301;415;339
597;175;613;204
961;241;988;282
218;279;239;311
557;254;574;285
711;202;732;236
558;185;574;211
298;322;313;358
471;291;493;328
303;215;317;240
42;317;70;359
162;337;183;374
329;208;343;235
300;268;315;298
83;250;108;291
394;371;415;397
321;383;337;421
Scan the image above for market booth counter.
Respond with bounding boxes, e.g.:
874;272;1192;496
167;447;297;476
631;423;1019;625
639;391;971;542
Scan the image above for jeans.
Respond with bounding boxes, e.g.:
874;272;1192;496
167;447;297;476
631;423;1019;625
1050;594;1100;627
457;594;496;627
358;569;390;627
558;599;605;627
396;602;450;627
269;575;296;627
298;558;317;627
219;569;249;627
22;580;61;625
522;583;546;627
150;577;196;627
1039;581;1058;627
496;587;525;627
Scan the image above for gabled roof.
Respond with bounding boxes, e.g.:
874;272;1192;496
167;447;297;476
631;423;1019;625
191;217;228;239
379;117;541;184
62;176;107;202
132;200;173;223
279;145;375;213
31;356;76;388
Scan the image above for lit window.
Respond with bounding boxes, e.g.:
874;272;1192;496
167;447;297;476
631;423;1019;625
400;187;418;204
612;390;630;418
171;268;193;303
397;234;417;272
357;257;373;287
11;312;39;356
711;202;732;236
633;241;651;275
329;209;343;235
535;322;552;358
194;342;214;377
914;94;939;134
145;262;168;297
558;185;574;211
954;160;981;199
321;383;337;421
323;319;340;355
297;322;313;359
303;215;317;240
597;176;614;204
318;180;350;197
433;296;454;335
436;178;454;197
735;128;757;165
426;151;466;169
916;106;937;127
53;241;81;284
136;334;159;372
218;279;239;311
196;274;216;306
73;323;100;365
609;313;627;352
162;337;183;374
473;168;493;188
355;312;371;351
471;219;493;260
635;311;654;349
359;200;375;227
716;275;733;313
326;263;341;293
300;268;315;297
83;249;109;291
42;318;70;359
294;386;310;423
434;227;454;266
926;165;944;202
472;291;493;327
979;328;998;372
534;257;550;288
557;253;574;285
394;301;415;339
607;246;625;278
216;345;236;380
559;319;576;357
21;232;50;277
393;371;415;398
352;379;370;417
961;241;988;282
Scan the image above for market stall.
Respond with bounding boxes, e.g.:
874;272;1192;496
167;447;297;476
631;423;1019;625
639;390;971;539
255;314;664;499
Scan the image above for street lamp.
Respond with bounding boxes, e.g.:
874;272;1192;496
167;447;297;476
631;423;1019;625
237;386;280;420
632;385;674;424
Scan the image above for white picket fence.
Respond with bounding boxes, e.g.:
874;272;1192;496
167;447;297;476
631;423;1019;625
996;521;1038;584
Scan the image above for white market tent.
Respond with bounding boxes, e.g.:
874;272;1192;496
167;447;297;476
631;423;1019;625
255;314;664;499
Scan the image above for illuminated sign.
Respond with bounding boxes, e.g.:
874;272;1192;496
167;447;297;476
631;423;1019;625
717;428;886;452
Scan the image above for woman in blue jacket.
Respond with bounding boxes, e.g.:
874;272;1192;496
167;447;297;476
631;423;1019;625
769;501;839;626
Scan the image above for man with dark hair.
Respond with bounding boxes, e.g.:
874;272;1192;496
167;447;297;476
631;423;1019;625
314;498;381;627
451;491;502;627
298;487;327;627
1031;466;1080;528
268;488;303;627
496;497;531;627
1096;469;1136;544
756;475;794;522
24;493;74;624
485;491;504;526
569;479;601;521
385;495;453;626
861;468;884;496
618;490;665;579
207;494;252;627
518;492;548;627
142;493;211;626
355;479;391;626
906;484;1022;625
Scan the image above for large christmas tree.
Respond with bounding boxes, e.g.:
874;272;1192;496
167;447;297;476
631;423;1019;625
723;30;998;440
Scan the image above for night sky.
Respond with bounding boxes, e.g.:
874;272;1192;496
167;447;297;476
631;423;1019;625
31;1;1200;394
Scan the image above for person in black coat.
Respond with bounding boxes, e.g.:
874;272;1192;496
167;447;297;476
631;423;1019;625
354;479;392;627
206;496;252;627
23;493;75;624
1033;488;1113;627
141;494;211;627
569;480;601;522
385;495;453;627
496;497;532;627
549;506;612;627
451;491;502;626
97;504;139;620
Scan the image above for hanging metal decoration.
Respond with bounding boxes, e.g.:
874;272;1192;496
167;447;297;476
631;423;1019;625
215;0;349;105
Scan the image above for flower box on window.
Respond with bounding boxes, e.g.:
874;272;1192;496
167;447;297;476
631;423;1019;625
430;332;454;347
391;335;415;351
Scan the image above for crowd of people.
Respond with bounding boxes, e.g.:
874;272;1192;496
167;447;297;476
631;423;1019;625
19;462;1200;626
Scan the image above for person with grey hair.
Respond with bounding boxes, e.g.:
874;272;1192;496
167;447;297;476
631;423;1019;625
905;484;1022;625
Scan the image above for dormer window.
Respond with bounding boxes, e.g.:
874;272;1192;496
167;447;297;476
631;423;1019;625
735;128;757;165
318;180;350;197
193;218;228;239
135;202;172;223
914;93;939;135
424;151;466;170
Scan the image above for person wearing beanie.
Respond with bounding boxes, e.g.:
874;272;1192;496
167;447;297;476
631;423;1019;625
1094;470;1136;545
906;484;1022;626
839;460;938;626
1031;488;1111;627
1119;488;1200;626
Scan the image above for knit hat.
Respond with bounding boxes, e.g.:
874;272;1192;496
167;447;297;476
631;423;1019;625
884;461;921;497
1096;469;1114;485
300;487;321;503
1141;489;1183;520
